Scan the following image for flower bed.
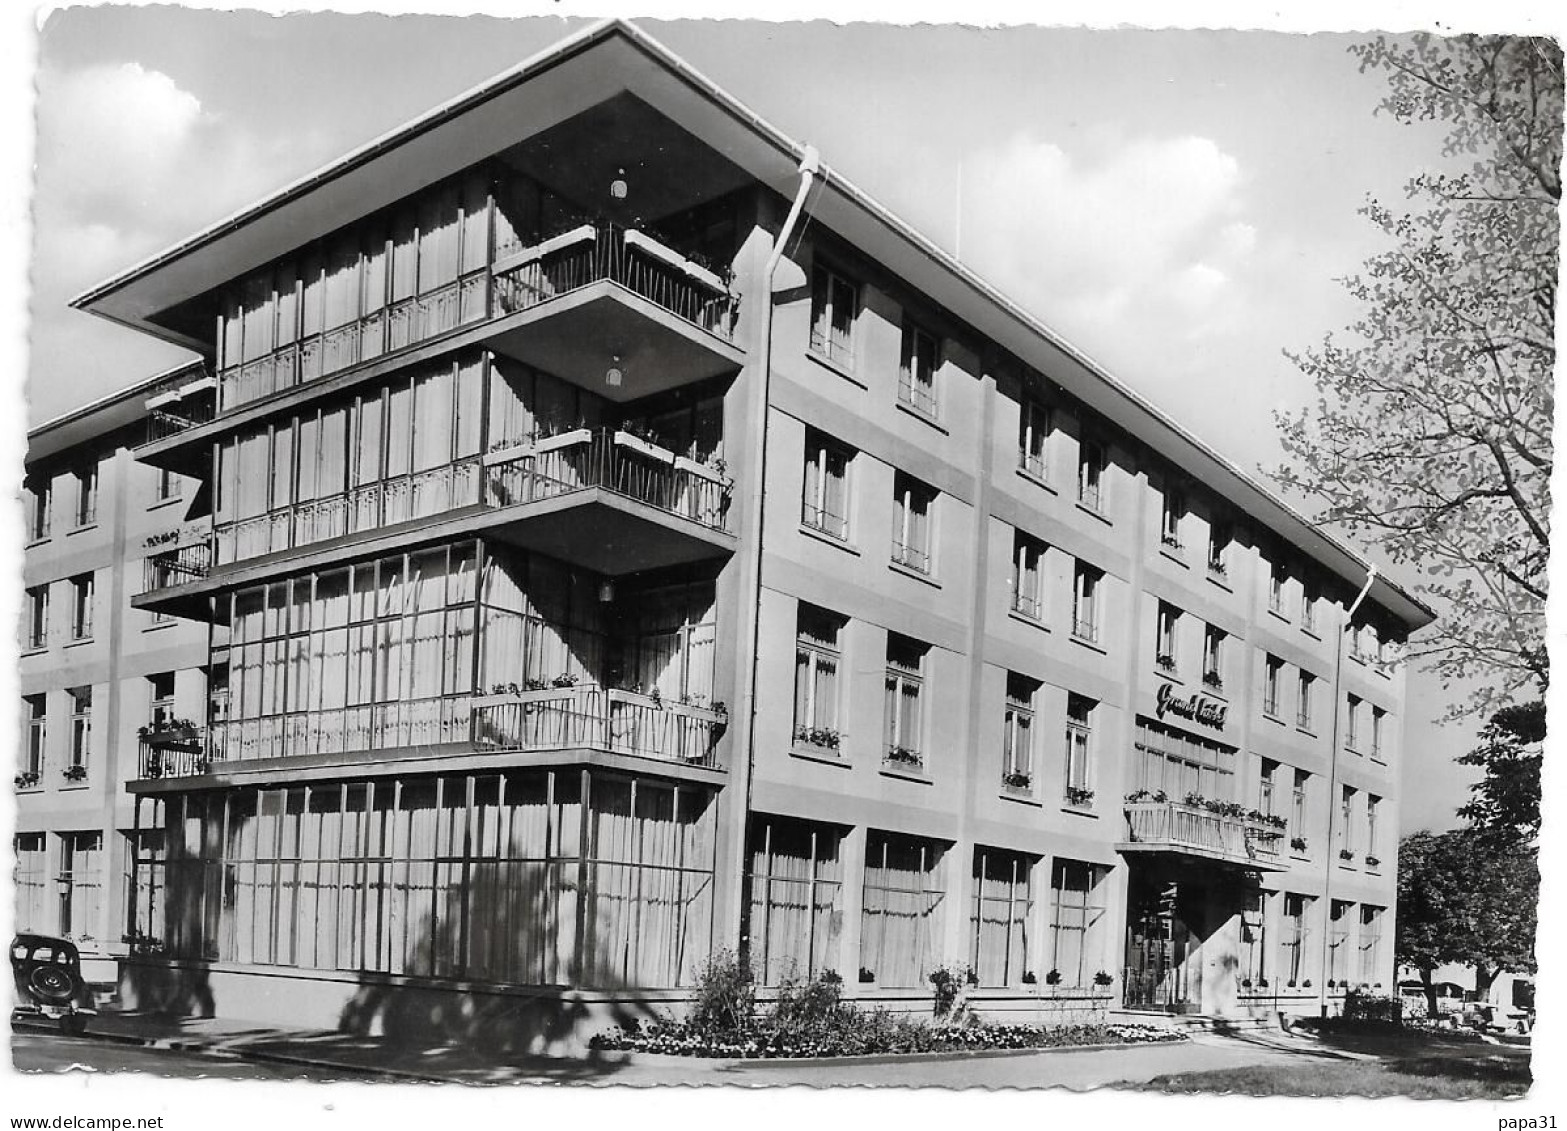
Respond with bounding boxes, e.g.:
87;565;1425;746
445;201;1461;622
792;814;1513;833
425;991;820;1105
590;1017;1186;1059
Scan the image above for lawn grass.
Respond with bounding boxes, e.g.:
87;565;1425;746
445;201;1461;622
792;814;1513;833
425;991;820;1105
1142;1038;1532;1099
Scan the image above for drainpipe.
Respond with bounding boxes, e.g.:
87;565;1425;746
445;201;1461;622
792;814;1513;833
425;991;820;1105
731;147;822;957
1318;563;1377;1018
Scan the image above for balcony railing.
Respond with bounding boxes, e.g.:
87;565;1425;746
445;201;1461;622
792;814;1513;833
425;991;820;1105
138;728;211;780
214;224;736;414
132;686;726;782
473;685;725;769
1123;800;1281;867
484;429;731;532
143;540;214;592
491;222;737;340
213;461;483;565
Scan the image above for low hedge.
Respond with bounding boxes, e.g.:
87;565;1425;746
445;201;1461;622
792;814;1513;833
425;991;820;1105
590;1016;1187;1059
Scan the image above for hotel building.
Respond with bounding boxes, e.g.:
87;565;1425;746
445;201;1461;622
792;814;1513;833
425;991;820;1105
45;19;1432;1047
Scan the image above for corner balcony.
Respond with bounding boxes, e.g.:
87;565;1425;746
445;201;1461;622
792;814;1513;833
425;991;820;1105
132;429;734;619
134;223;744;474
1118;797;1287;871
473;684;726;769
128;685;727;790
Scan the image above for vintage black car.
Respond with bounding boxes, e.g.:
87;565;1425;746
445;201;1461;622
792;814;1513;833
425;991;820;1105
10;933;97;1035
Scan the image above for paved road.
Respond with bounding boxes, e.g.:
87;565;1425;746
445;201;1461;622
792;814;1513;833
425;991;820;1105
11;1032;373;1082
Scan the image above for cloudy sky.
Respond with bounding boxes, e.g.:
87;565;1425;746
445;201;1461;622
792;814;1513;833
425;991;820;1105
21;7;1528;831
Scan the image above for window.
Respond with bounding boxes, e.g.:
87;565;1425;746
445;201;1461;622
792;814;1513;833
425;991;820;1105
1296;670;1316;730
809;263;858;368
801;430;851;541
1018;397;1050;479
1002;674;1036;789
24;585;48;650
1258;758;1278;817
1281;893;1313;984
1155;602;1180;673
1346;694;1363;751
1269;558;1288;616
1134;717;1237;800
898;321;939;417
860;832;946;988
1366;795;1381;861
1263;654;1283;717
1160;485;1184;549
1291;770;1309;844
794;605;843;747
1353;622;1379;663
1072;562;1101;643
883;635;927;767
745;816;844;985
891;473;934;574
1302;577;1319;632
69;574;95;641
14;833;49;931
1328;899;1353;985
26;479;51;541
1202;625;1226;691
155;467;180;502
23;694;46;776
971;847;1033;987
58;831;104;939
1371;706;1387;760
149;672;176;729
1064;694;1095;804
1049;860;1108;987
1077;438;1105;512
73;463;98;527
1240;890;1268;987
1340;786;1356;856
1359;906;1384;984
1011;531;1045;620
1208;520;1230;577
68;687;91;771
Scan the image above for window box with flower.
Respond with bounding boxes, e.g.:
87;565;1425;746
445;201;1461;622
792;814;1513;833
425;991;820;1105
14;770;41;789
884;745;924;771
1001;770;1033;793
1065;785;1095;808
62;764;89;782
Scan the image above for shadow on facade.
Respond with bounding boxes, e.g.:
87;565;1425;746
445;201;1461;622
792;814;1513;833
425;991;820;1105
335;866;661;1062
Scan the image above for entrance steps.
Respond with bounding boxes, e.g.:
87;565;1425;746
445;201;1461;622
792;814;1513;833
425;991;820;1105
1112;1008;1279;1035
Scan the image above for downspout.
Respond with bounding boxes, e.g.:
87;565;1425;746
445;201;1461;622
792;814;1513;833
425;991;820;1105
732;147;822;957
1318;563;1377;1018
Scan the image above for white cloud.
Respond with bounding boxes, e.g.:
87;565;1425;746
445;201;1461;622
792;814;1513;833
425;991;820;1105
36;62;205;226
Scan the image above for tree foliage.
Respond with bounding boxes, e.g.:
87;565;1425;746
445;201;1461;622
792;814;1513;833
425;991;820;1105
1456;699;1545;842
1276;35;1559;714
1396;828;1538;1013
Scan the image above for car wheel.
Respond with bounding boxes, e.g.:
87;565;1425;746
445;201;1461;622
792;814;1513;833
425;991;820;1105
1517;1020;1530;1035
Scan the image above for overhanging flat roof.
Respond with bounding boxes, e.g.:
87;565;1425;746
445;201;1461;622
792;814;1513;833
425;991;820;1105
70;18;1435;632
26;360;206;467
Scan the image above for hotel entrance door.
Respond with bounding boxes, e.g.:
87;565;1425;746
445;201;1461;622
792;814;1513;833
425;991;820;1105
1123;873;1206;1011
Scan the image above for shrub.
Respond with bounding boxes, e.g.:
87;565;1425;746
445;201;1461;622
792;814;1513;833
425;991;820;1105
772;969;845;1035
688;949;756;1034
928;964;976;1020
1343;989;1404;1024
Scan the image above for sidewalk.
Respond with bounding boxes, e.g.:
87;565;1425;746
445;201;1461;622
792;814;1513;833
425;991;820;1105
12;1010;1343;1087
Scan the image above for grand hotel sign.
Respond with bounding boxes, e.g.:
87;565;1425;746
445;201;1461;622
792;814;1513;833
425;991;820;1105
1155;682;1228;733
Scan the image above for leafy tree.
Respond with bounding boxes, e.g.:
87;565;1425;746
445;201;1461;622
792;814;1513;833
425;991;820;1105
1456;699;1545;842
1276;34;1559;715
1396;828;1538;1014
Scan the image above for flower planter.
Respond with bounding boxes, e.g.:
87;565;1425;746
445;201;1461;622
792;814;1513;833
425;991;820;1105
613;430;676;464
673;455;728;483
